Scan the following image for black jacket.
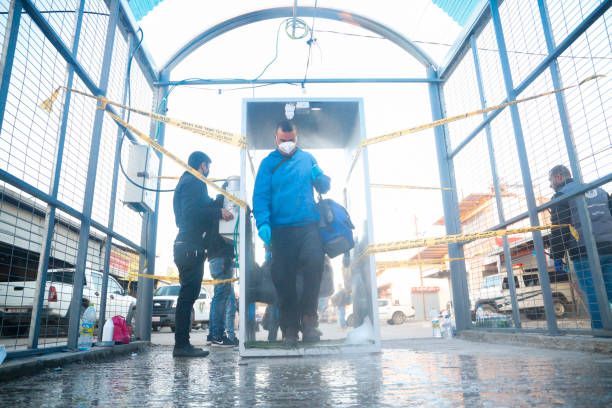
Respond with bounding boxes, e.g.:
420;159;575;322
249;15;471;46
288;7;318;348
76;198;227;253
549;178;612;260
173;171;221;248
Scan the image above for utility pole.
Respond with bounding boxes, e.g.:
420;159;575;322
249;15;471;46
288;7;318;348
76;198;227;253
415;215;426;320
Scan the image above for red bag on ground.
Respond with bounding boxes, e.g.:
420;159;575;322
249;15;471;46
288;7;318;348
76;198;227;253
112;315;131;344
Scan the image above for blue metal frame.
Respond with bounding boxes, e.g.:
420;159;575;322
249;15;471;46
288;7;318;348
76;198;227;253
448;0;611;159
427;67;471;331
537;0;612;329
470;34;521;328
134;69;169;341
118;0;158;84
162;6;437;73
0;169;145;253
67;0;121;350
489;0;558;335
21;0;148;145
28;0;87;349
158;78;442;86
439;0;490;80
0;0;22;129
98;31;136;340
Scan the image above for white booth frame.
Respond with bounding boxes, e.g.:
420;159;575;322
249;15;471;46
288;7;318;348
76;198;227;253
238;97;381;357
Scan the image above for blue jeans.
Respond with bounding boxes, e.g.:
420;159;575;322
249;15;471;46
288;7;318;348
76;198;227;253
209;257;233;338
572;254;612;329
225;286;237;340
337;306;346;328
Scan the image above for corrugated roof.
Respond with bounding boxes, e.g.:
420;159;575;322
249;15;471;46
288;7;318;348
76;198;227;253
432;0;481;26
127;0;164;21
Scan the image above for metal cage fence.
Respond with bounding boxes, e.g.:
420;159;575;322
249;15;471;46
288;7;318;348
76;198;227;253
0;0;157;356
441;0;611;335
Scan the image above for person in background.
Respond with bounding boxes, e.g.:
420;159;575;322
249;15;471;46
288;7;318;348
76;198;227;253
549;164;612;329
332;284;350;330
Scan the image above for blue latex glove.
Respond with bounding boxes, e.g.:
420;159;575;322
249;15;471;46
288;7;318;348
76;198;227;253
554;259;565;274
311;164;323;182
258;224;271;246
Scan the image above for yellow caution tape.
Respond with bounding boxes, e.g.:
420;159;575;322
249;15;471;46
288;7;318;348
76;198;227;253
40;87;248;149
138;273;238;285
364;224;579;256
376;258;467;269
105;110;248;210
371;183;452;191
347;74;604;181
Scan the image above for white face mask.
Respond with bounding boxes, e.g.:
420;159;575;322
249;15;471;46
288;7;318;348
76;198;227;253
278;141;297;156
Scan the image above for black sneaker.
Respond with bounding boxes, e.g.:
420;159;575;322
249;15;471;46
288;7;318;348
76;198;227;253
227;336;239;346
173;345;210;358
206;334;212;345
210;335;234;348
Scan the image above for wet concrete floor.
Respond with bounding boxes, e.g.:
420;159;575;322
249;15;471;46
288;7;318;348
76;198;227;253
1;337;612;407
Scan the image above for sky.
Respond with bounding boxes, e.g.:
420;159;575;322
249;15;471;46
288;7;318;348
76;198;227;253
137;1;463;277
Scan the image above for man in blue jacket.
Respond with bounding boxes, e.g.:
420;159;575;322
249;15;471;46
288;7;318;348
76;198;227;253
172;151;233;356
253;120;331;347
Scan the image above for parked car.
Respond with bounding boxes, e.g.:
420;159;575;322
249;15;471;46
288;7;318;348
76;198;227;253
148;285;211;332
470;266;573;319
0;268;136;334
345;299;416;327
378;299;416;325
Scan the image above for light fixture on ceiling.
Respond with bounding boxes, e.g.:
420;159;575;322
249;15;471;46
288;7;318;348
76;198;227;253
285;103;295;120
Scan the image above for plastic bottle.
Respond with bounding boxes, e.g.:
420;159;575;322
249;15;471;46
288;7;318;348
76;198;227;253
78;303;96;351
102;318;114;342
430;308;442;338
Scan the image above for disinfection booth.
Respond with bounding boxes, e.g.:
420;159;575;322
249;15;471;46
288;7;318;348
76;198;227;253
238;98;380;357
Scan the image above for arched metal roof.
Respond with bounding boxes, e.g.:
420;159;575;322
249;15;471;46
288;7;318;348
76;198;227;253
161;6;438;74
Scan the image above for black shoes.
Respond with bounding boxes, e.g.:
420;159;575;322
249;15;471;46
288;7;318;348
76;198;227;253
210;335;234;348
301;314;321;343
283;326;299;348
173;345;209;357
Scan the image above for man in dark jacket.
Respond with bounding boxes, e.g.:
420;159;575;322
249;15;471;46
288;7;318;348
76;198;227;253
252;120;330;347
172;151;233;357
549;165;612;329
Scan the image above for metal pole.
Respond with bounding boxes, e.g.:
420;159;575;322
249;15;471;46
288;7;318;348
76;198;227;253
489;0;558;334
0;0;22;127
470;34;521;328
97;31;135;340
28;0;86;348
427;66;471;331
135;69;167;341
537;0;612;329
414;215;426;320
67;0;120;350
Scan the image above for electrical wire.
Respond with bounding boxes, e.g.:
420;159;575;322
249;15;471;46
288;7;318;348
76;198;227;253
118;28;175;194
302;0;318;86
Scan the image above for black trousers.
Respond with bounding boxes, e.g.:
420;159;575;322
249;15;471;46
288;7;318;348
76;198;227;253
271;223;324;330
173;242;205;348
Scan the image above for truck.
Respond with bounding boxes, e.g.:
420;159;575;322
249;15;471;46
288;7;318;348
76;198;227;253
149;285;211;332
0;268;136;334
470;266;573;320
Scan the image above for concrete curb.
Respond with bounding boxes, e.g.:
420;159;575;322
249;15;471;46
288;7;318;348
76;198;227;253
0;341;150;382
458;330;612;354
